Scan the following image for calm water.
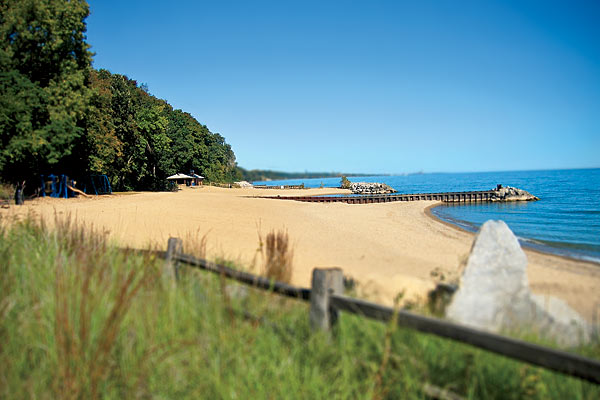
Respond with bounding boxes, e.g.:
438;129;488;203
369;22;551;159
254;169;600;263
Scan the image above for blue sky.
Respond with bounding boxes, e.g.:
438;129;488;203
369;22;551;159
86;0;599;174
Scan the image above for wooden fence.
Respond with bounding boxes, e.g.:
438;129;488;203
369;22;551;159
161;237;600;385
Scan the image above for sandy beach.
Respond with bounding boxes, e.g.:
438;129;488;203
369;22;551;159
3;186;599;322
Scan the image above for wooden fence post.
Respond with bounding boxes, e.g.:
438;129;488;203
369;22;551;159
310;267;344;332
164;237;183;281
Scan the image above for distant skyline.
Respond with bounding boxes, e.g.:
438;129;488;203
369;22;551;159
87;0;599;174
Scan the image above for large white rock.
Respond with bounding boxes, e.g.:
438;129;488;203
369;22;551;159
446;220;589;346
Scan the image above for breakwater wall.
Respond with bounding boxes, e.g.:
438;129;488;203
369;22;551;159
261;190;503;204
254;184;306;190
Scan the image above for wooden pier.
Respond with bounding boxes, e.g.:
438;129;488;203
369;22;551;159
260;190;499;204
253;184;305;190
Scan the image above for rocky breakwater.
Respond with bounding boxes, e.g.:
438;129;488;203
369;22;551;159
491;185;539;201
350;182;396;195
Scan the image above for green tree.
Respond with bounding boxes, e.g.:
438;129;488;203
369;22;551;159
0;0;240;191
0;0;92;181
135;101;170;189
86;69;240;190
85;69;122;176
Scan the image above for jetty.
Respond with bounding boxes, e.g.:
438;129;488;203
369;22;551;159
259;186;539;205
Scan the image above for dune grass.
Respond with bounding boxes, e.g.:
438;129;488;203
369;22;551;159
0;215;598;399
259;229;294;283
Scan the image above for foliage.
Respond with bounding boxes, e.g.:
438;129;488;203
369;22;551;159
1;217;599;399
0;182;13;201
238;168;365;183
340;175;352;189
85;69;240;190
0;0;92;181
0;0;240;190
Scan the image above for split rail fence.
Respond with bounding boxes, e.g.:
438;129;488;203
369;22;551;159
160;237;600;385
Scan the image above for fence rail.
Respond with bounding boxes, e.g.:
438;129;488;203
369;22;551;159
174;252;311;300
330;294;600;384
159;238;600;385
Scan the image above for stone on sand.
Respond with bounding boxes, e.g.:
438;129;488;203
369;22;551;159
446;220;589;346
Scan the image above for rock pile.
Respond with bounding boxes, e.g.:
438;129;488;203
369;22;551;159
446;220;589;346
234;181;253;188
350;182;396;195
491;186;539;201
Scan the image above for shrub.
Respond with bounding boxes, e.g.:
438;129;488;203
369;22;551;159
340;176;352;189
262;229;293;283
0;183;14;202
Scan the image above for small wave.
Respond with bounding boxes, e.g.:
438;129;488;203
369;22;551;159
430;208;479;232
431;206;600;265
560;210;600;215
519;240;600;264
519;236;600;252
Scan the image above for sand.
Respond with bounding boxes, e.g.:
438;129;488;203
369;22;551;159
3;186;599;322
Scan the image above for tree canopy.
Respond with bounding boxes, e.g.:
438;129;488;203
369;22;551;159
0;0;92;180
0;0;240;190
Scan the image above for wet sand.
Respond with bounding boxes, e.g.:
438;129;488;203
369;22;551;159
3;186;599;322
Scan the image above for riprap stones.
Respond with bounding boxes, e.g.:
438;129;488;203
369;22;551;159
350;182;396;195
491;186;539;201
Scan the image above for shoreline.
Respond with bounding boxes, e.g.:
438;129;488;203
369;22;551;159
424;203;600;270
2;187;599;321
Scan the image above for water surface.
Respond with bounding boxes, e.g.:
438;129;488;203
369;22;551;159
254;169;600;263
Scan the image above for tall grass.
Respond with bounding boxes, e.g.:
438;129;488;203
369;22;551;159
258;229;294;283
0;216;598;399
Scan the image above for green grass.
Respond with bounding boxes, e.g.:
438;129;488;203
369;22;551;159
0;215;598;399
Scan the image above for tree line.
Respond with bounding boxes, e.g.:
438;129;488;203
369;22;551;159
237;168;366;182
0;0;240;191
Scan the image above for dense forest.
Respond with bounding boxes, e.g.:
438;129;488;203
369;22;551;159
0;0;240;191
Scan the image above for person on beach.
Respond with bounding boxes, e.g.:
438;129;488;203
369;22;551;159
14;181;25;205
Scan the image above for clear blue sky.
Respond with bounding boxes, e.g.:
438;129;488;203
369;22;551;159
86;0;599;174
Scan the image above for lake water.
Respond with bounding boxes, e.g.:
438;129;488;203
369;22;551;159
253;169;600;263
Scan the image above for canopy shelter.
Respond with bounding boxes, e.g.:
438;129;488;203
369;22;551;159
167;173;194;186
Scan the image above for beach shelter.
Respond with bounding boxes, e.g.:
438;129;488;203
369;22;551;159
166;173;194;186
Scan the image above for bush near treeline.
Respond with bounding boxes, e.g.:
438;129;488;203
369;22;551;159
0;0;240;191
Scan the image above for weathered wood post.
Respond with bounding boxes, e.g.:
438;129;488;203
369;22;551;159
164;237;183;281
310;267;344;332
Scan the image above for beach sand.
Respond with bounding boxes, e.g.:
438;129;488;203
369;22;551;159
3;186;599;322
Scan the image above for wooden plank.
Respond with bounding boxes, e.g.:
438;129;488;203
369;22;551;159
330;294;600;384
310;268;344;332
174;253;311;301
164;237;183;281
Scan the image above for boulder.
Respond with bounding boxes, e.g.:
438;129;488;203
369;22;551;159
446;220;589;346
491;186;539;201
